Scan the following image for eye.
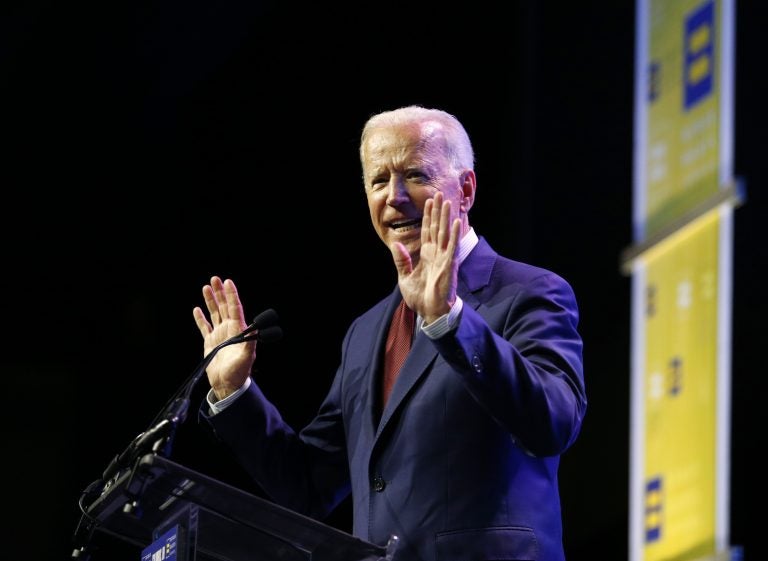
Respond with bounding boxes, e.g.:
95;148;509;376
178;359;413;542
368;172;391;191
406;170;428;183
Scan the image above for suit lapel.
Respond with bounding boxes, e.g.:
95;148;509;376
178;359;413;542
458;235;496;296
371;236;498;442
375;326;438;438
365;287;401;437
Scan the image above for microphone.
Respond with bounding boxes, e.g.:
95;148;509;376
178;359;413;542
173;307;283;415
100;308;282;485
229;309;282;344
240;308;280;337
251;324;283;343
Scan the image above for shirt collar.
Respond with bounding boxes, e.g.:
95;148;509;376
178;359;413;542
457;227;479;266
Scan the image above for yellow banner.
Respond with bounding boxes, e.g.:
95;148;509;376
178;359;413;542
642;212;719;560
645;0;719;236
631;1;734;559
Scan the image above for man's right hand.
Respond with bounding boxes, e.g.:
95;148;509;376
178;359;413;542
192;276;257;401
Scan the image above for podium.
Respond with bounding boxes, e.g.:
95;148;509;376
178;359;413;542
77;453;398;561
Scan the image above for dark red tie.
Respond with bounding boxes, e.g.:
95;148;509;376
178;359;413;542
381;299;415;409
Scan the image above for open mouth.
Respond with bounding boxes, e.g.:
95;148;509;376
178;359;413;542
390;218;422;231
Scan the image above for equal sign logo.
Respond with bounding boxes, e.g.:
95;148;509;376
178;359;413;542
684;0;715;110
645;475;663;543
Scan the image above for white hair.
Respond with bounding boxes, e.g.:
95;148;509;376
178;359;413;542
360;105;475;172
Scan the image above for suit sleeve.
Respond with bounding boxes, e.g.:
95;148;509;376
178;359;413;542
431;270;586;457
199;329;354;519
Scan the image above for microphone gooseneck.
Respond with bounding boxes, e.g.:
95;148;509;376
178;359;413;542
100;308;282;484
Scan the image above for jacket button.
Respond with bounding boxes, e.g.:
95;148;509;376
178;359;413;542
472;354;483;373
373;476;386;492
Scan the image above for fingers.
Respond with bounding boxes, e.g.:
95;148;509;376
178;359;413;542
200;275;245;329
192;306;211;335
201;282;220;326
437;197;453;248
430;192;441;245
423;192;455;251
390;241;413;278
223;278;246;326
210;276;229;321
448;216;461;256
421;197;433;247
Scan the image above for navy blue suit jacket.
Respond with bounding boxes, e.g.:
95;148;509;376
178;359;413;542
202;237;586;561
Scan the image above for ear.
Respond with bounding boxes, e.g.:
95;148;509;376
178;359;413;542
459;170;477;213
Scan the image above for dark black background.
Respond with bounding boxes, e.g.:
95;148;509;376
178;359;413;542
3;2;765;560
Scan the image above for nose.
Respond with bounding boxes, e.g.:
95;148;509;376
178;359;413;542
386;177;409;207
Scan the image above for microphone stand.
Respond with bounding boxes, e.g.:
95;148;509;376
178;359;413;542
102;311;282;487
72;310;281;560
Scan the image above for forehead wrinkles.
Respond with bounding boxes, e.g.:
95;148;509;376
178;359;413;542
365;126;445;176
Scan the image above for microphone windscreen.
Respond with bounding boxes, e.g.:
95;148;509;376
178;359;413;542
257;325;283;343
251;308;279;329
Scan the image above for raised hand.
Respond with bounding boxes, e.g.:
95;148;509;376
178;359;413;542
192;276;257;400
390;191;462;324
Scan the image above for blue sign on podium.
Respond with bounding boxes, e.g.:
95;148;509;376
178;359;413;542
141;524;179;561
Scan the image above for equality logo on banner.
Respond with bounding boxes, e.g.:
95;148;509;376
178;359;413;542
684;0;715;111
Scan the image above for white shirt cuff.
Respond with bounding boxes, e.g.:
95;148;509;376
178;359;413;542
421;296;463;339
207;376;251;415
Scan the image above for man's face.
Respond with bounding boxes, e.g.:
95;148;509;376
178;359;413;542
361;121;468;262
